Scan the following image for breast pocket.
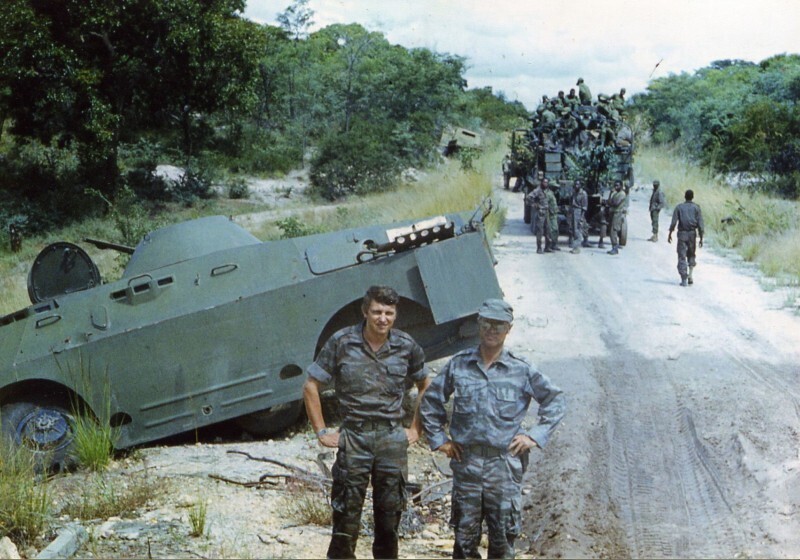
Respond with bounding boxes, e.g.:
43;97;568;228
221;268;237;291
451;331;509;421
453;382;483;415
383;364;408;396
494;384;523;420
339;363;367;394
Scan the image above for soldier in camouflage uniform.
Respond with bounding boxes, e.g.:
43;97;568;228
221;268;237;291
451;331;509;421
668;190;705;286
606;180;627;255
526;179;549;253
544;181;560;252
577;77;592;106
648;180;666;241
421;299;566;559
304;285;430;559
569;180;588;254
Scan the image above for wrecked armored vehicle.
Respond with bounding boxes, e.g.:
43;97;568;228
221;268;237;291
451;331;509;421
0;209;502;470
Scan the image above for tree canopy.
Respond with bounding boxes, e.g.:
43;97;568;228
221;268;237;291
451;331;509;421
631;55;800;198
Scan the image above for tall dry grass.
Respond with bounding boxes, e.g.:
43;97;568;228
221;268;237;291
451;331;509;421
635;146;800;286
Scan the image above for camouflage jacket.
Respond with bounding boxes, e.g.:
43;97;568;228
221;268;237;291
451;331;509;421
421;346;565;451
307;323;427;422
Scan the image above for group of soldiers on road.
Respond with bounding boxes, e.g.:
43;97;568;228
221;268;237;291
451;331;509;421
520;175;705;288
524;174;630;256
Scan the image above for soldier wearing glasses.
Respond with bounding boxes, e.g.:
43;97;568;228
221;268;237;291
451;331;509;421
421;299;566;559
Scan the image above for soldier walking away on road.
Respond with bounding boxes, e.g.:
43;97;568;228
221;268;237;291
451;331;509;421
502;154;512;190
526;179;548;253
668;190;705;287
569;180;588;254
303;285;430;559
421;299;566;560
577;77;592;106
648;180;666;241
545;181;560;252
606;180;626;255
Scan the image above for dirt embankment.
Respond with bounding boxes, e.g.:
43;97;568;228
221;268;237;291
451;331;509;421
31;176;800;559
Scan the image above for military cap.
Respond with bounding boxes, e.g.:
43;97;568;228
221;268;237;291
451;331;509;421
653;180;660;186
478;299;513;323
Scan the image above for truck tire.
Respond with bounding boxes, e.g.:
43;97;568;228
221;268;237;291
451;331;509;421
1;399;77;472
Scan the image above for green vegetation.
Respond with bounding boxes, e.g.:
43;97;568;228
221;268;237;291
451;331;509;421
636;145;800;285
58;469;168;520
278;480;331;526
0;0;525;236
0;438;52;546
189;498;209;538
631;55;800;199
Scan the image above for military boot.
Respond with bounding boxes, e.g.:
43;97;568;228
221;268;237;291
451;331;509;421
680;276;688;287
688;266;694;285
536;241;543;254
597;238;605;249
607;246;619;255
648;233;658;242
581;239;591;248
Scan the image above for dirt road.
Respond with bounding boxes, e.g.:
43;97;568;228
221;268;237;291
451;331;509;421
51;180;800;559
493;185;800;558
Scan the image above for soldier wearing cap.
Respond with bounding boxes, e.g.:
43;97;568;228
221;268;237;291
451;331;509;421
304;285;430;559
668;190;705;286
421;299;566;559
606;180;627;255
648;179;666;242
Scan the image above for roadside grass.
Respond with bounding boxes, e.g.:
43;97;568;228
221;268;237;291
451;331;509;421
635;145;800;291
189;498;209;537
57;469;169;520
0;437;52;546
276;480;331;526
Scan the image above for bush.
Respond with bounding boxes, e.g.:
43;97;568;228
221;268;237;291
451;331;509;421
309;126;400;201
226;178;250;200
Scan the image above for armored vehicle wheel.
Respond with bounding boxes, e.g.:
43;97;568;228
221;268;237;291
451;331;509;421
235;399;303;437
0;399;77;472
523;203;532;224
619;218;628;246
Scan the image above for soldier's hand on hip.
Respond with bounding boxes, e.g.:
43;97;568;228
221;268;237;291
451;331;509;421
317;430;340;448
436;441;463;462
509;434;538;456
405;427;420;445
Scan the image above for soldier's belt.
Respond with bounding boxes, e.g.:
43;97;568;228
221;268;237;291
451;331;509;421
342;418;398;432
465;444;506;458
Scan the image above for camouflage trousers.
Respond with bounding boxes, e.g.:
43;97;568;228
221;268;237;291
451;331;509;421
676;231;697;278
449;447;525;559
328;423;409;559
546;213;558;249
531;211;548;247
609;212;624;247
570;209;584;248
650;209;661;234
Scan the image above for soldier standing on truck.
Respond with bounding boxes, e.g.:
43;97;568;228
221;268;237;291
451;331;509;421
566;88;580;110
648;180;666;242
526;179;548;254
577;77;592;106
570;180;588;254
606;180;627;255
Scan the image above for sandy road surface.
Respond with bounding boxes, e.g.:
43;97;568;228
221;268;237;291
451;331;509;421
493;184;800;558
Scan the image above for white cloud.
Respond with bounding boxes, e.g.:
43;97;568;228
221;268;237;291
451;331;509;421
245;0;800;109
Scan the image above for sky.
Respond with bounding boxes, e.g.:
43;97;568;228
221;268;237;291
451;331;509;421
243;0;800;111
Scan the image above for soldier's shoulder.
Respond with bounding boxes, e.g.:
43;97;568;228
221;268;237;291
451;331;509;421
505;349;533;366
391;328;422;347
